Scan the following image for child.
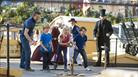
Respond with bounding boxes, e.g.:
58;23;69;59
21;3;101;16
54;26;71;72
40;25;53;71
73;27;91;71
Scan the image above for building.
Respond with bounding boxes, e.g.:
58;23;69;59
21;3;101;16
33;0;138;16
1;0;138;16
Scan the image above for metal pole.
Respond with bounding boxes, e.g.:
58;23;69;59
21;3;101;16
63;0;65;7
104;51;107;69
115;38;118;66
7;24;10;77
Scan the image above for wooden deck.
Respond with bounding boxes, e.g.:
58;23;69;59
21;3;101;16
0;67;22;77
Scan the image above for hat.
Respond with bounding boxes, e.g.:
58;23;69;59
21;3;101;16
68;18;77;23
100;9;106;17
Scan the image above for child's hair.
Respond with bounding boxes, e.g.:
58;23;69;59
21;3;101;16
62;26;70;33
63;26;70;31
80;27;87;31
43;25;50;30
35;29;39;35
32;11;41;16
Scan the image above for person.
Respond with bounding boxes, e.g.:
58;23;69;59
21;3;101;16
54;26;71;72
31;29;40;57
73;27;91;71
20;11;41;71
51;23;64;64
69;18;82;65
93;9;113;66
33;29;40;42
39;25;53;71
69;18;80;38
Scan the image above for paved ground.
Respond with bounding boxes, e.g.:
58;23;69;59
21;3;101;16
0;59;138;77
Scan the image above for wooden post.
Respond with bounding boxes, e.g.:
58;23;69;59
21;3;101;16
70;57;74;75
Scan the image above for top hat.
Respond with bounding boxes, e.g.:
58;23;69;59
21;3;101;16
68;18;77;23
100;9;106;17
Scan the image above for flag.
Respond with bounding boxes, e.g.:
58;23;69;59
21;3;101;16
82;0;91;16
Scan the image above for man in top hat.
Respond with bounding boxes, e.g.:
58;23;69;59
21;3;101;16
93;9;113;66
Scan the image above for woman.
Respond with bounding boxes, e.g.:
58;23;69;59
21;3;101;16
51;25;63;64
33;29;40;42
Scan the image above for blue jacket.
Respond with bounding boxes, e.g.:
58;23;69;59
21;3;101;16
71;25;80;38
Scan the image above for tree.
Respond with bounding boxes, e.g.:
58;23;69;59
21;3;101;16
0;2;38;25
65;5;83;16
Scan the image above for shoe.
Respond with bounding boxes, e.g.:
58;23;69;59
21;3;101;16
73;60;77;64
85;67;91;71
64;67;68;72
41;67;50;72
78;64;82;66
106;63;110;67
95;64;101;66
25;68;35;72
20;66;25;69
54;63;57;70
95;62;101;66
40;69;47;71
64;68;68;72
46;66;50;72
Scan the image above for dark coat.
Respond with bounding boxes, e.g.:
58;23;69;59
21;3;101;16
71;25;80;38
93;19;113;51
51;27;60;53
51;27;63;63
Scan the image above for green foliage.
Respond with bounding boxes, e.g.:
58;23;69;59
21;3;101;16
1;1;138;27
40;9;59;23
65;5;83;17
106;12;116;24
85;7;138;24
86;7;100;18
0;2;38;25
0;2;60;28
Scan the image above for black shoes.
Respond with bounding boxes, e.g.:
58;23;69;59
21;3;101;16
95;62;101;66
20;66;25;69
42;66;50;72
78;64;82;66
95;62;110;67
64;67;68;72
20;66;35;72
25;68;35;72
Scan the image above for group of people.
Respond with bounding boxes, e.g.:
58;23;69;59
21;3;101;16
52;22;91;72
19;9;113;72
